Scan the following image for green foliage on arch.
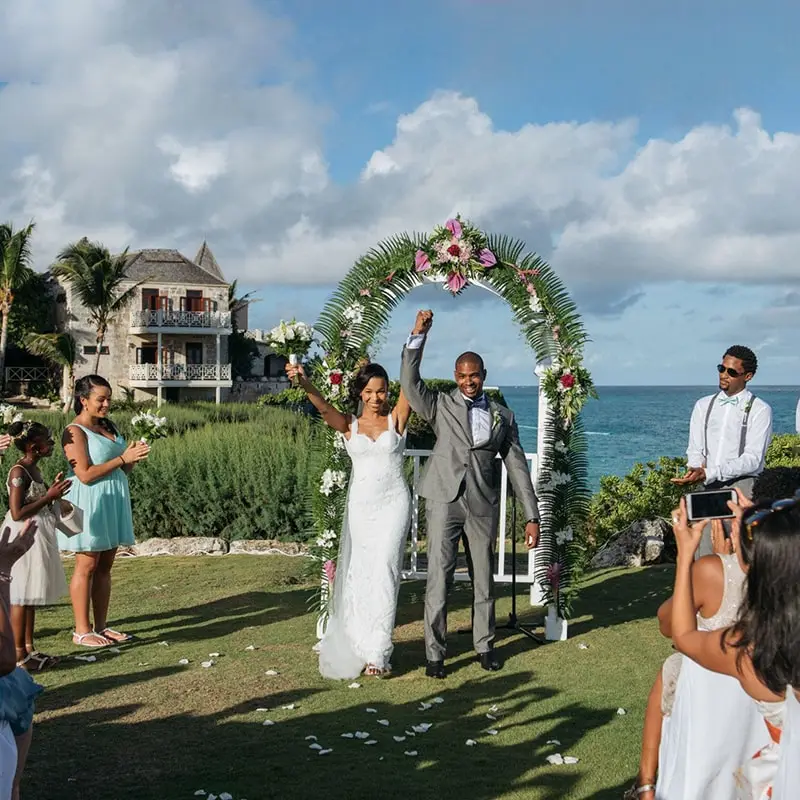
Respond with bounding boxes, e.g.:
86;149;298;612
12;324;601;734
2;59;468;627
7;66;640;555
308;217;596;618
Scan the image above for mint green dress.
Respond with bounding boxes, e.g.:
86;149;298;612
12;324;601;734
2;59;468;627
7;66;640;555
57;423;135;553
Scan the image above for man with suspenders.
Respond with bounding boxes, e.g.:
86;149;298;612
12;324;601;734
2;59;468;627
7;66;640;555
672;345;773;557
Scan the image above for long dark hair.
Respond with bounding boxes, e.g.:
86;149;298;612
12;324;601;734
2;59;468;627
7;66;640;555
348;363;390;412
73;374;119;436
728;504;800;693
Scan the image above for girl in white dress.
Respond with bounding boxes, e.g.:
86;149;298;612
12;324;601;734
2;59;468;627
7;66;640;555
3;421;71;671
287;361;412;679
669;489;800;800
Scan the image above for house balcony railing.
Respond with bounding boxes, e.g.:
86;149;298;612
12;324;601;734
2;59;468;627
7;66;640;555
129;364;232;382
130;309;232;330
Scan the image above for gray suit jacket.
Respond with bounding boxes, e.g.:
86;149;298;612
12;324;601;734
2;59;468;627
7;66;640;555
400;340;540;522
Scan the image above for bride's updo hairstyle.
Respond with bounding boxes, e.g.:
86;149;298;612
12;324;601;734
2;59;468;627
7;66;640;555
349;362;390;412
727;498;800;693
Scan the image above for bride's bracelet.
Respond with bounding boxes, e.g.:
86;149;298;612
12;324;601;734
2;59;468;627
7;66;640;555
0;572;12;584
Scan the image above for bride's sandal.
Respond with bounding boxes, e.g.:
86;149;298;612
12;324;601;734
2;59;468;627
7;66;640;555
364;664;390;677
623;781;656;799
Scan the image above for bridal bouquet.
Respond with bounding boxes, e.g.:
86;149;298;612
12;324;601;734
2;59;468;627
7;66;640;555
265;319;315;365
0;404;23;433
130;410;168;444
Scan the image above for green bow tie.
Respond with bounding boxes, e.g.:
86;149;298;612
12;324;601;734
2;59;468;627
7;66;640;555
719;396;740;406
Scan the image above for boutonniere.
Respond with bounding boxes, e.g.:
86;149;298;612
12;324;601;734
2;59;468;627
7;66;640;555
491;409;502;430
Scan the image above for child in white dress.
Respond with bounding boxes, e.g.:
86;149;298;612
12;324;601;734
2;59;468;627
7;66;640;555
3;421;72;671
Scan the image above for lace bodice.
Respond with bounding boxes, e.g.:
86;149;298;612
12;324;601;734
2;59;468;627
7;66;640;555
698;553;746;631
344;415;407;494
7;466;55;522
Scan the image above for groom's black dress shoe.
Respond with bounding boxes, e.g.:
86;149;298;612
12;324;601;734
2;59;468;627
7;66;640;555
425;660;445;679
477;651;501;672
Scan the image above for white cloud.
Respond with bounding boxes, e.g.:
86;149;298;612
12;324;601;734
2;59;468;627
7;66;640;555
1;0;800;321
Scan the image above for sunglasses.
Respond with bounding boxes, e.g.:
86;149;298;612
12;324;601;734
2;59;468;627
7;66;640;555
742;489;800;540
717;364;746;378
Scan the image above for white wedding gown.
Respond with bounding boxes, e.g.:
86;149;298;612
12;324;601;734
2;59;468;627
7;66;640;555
318;414;411;679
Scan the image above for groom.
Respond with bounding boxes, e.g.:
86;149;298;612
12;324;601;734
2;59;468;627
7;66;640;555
401;309;540;677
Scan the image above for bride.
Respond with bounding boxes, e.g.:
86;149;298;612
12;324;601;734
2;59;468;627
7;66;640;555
286;360;412;679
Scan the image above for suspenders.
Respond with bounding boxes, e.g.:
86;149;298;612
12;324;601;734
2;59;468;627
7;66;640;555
702;393;756;462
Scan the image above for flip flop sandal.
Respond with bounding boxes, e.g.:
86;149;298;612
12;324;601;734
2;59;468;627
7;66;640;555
16;652;46;672
98;628;132;643
28;651;60;668
72;631;112;648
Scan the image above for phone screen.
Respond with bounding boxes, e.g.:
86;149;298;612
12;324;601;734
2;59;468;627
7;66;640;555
686;490;736;521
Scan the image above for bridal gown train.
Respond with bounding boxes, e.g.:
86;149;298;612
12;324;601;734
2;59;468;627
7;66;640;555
319;414;411;679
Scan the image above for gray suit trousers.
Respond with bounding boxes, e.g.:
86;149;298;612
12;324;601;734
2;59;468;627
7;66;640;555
424;493;498;660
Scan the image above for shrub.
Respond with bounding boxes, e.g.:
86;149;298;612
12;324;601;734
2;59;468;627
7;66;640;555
765;433;800;468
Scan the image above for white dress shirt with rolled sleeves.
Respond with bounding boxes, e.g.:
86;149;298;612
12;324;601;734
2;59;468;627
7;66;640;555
686;389;773;485
406;333;491;446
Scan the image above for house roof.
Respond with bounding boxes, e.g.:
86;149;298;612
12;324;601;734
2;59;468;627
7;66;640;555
194;241;225;281
124;249;228;286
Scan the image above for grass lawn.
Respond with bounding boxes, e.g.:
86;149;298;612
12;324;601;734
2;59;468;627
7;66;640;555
24;556;675;800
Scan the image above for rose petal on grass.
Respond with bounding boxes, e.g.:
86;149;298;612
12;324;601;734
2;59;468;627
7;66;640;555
404;730;416;737
74;655;96;663
486;729;499;736
348;682;361;689
617;708;627;716
245;645;256;651
341;733;354;739
418;702;432;711
209;652;220;657
431;697;444;704
137;662;149;666
354;732;370;740
377;719;389;727
488;704;500;713
466;739;477;746
157;641;169;646
304;735;317;741
178;659;189;666
309;743;323;751
108;647;121;654
366;708;377;713
412;723;432;734
281;704;296;710
563;756;579;764
194;792;206;797
262;720;275;726
393;736;406;743
578;643;589;650
319;749;333;755
364;740;377;746
547;754;564;765
256;708;269;712
404;751;418;757
220;794;233;800
265;670;279;676
486;714;497;721
546;739;561;746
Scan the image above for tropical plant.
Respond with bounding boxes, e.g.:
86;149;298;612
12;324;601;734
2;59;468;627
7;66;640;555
51;238;141;373
308;215;596;619
0;221;36;391
23;332;77;413
227;279;260;379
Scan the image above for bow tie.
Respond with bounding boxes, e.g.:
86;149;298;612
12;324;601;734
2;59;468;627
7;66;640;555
719;396;740;406
466;395;489;411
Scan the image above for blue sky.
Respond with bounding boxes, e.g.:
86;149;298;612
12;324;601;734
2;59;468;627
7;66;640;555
1;0;799;386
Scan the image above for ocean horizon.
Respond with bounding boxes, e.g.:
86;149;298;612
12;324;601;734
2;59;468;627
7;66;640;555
500;385;800;490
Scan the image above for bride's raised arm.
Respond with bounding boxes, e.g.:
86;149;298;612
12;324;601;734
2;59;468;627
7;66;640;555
286;363;350;435
392;388;412;435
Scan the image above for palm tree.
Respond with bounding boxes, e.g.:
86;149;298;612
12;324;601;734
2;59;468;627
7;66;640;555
24;332;77;413
0;221;36;391
51;239;141;373
227;279;259;332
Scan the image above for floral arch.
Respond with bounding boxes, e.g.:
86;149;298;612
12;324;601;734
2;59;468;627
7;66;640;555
308;217;595;622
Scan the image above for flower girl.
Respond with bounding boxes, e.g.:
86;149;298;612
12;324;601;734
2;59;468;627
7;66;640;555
3;421;72;671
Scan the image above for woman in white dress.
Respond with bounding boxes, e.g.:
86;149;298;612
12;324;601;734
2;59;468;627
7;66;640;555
668;489;800;799
287;361;412;679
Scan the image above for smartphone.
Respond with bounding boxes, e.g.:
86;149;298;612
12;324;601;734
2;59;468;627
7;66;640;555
685;489;737;522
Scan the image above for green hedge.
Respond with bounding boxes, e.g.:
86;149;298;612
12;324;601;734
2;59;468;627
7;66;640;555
1;404;318;542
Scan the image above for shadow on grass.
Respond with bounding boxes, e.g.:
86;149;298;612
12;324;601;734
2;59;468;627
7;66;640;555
26;668;620;800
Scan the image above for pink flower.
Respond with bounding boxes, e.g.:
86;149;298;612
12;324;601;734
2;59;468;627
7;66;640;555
323;559;336;585
478;249;497;267
552;325;561;341
384;270;396;283
560;373;575;389
526;283;536;295
415;250;431;272
445;218;463;239
546;561;562;591
445;271;467;294
359;288;371;296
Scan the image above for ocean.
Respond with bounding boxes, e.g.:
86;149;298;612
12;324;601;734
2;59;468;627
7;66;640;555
501;385;800;491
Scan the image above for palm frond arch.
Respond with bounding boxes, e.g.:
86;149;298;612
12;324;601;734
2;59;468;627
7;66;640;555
309;217;595;620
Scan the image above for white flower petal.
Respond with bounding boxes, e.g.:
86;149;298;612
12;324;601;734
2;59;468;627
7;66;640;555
304;735;317;741
281;704;295;710
74;655;97;663
563;756;579;764
418;702;432;711
466;739;477;746
318;749;333;755
617;708;627;716
262;720;274;726
108;647;121;654
137;662;149;666
309;743;323;750
347;682;361;689
219;794;233;800
377;719;389;726
393;736;406;742
364;740;377;746
208;652;221;657
488;704;500;713
366;707;377;713
201;660;215;668
546;739;561;746
194;792;206;797
178;658;190;665
486;729;499;736
354;732;370;739
578;643;589;650
157;641;169;646
404;751;418;757
341;733;354;739
256;708;269;712
546;754;564;765
245;645;256;651
431;697;444;704
265;669;279;676
486;714;497;721
404;730;416;737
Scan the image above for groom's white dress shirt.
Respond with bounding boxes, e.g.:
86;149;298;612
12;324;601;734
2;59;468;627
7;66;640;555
686;388;772;484
406;333;491;446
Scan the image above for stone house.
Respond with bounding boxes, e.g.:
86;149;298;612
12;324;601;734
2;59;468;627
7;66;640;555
57;243;234;405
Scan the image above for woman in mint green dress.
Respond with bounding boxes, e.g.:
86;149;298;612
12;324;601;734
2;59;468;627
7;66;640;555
60;376;149;648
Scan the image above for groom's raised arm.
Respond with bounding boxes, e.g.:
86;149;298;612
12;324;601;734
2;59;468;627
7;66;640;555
499;413;540;523
400;310;438;424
